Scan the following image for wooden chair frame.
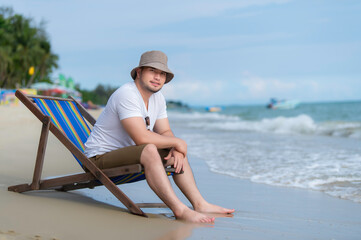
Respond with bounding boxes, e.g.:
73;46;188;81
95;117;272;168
8;90;175;217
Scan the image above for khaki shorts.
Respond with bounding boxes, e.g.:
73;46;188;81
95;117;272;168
89;144;170;170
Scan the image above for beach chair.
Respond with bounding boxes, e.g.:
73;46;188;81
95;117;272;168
8;90;177;217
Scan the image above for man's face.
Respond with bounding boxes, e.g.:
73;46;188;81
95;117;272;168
137;67;167;93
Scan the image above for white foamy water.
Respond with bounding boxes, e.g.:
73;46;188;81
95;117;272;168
168;104;361;203
169;112;361;139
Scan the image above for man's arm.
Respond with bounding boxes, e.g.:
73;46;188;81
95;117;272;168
153;117;174;137
121;117;187;156
153;118;186;173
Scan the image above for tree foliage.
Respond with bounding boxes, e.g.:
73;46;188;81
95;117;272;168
0;7;58;88
79;84;118;106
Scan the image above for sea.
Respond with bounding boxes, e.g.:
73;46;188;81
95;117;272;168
167;101;361;203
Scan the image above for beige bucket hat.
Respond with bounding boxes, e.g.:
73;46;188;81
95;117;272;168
131;50;174;83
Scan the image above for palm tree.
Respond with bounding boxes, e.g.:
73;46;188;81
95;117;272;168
26;32;59;87
0;7;59;88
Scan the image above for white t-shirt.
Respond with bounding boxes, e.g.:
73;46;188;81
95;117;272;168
84;81;167;158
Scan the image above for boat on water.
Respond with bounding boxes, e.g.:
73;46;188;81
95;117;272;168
205;106;222;112
266;98;300;109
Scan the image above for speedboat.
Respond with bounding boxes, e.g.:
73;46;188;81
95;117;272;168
267;98;299;109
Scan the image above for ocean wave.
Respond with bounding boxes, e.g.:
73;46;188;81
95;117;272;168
169;111;239;121
187;139;361;203
168;112;361;139
196;147;361;203
173;109;361;204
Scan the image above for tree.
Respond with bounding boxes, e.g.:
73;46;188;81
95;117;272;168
79;84;118;105
0;7;13;87
0;7;58;88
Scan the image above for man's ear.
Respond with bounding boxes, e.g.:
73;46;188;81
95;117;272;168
135;67;142;80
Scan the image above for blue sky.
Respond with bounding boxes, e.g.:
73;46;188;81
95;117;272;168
2;0;361;105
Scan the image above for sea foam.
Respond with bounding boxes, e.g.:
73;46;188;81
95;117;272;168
169;111;361;139
169;110;361;203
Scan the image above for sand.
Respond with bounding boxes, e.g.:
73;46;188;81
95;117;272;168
1;105;361;239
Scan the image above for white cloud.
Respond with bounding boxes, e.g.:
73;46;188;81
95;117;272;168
272;80;297;91
237;73;361;104
241;79;267;95
302;80;320;93
239;72;297;99
162;77;226;104
163;71;361;105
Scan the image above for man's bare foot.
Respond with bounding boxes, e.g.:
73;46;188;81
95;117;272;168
194;202;235;214
175;207;215;223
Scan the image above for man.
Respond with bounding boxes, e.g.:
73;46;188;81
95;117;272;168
85;51;234;223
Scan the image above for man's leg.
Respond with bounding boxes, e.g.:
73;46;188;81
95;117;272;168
172;156;235;214
140;144;215;223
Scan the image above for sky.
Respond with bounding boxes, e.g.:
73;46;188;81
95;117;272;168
1;0;361;105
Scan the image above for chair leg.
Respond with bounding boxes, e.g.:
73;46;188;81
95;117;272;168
136;203;168;208
31;116;51;190
8;184;32;193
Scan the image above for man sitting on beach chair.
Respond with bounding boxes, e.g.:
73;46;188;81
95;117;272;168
84;50;234;223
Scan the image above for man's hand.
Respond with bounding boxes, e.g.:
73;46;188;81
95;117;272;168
164;148;185;173
174;138;187;157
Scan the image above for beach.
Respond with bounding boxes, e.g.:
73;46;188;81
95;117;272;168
1;104;361;239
